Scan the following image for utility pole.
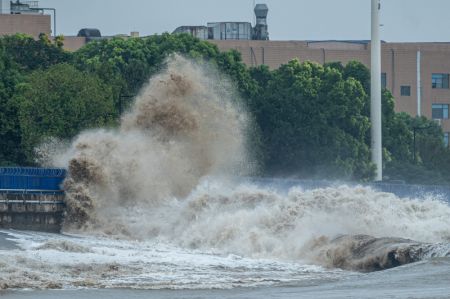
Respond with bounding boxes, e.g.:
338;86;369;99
371;0;382;181
417;50;421;116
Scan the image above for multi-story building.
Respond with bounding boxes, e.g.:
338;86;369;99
208;39;450;145
0;0;51;38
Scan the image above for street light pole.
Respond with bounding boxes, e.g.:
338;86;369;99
371;0;382;181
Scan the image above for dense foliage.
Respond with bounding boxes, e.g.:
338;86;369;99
0;48;23;165
0;33;449;184
248;61;374;179
325;62;450;184
14;63;116;161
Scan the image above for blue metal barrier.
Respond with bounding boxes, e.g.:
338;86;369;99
0;167;66;193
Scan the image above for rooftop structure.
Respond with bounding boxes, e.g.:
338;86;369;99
10;0;40;14
254;4;268;40
210;39;450;145
172;26;208;40
172;3;269;41
0;0;52;37
207;22;253;40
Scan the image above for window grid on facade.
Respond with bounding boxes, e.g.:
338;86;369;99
432;104;449;119
400;86;411;96
432;73;449;89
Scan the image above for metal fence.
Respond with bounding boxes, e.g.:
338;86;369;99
0;167;66;193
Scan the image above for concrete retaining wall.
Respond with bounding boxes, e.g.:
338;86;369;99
0;193;64;232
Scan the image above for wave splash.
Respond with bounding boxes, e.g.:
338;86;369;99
47;55;450;273
55;55;252;231
154;183;450;270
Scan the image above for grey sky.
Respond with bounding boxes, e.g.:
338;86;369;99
38;0;449;42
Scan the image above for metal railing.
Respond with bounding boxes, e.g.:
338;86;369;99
0;189;64;195
0;189;65;205
0;199;64;204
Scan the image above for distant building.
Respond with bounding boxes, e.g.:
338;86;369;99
0;0;51;38
172;26;208;40
210;39;450;146
77;28;103;41
172;4;269;41
1;2;450;146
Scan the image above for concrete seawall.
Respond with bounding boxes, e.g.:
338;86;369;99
0;193;64;232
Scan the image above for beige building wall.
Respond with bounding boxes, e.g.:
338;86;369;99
210;40;450;135
0;14;50;38
423;50;450;132
61;36;87;51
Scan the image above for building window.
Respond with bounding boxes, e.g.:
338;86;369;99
432;73;449;89
432;104;449;119
381;73;387;89
400;86;411;96
445;133;449;148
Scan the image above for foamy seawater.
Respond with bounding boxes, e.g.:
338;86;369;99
6;56;449;298
2;230;450;299
2;182;450;290
0;230;350;290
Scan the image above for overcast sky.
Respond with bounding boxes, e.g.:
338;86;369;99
37;0;449;42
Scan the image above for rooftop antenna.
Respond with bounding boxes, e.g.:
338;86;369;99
371;0;382;181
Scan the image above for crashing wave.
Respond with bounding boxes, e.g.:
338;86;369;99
41;55;450;273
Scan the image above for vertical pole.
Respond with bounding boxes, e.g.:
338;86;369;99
371;0;382;181
53;9;56;37
413;128;416;162
417;50;421;116
253;0;256;26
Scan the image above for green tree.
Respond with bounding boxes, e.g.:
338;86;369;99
249;59;374;180
74;34;219;109
14;64;115;163
337;60;450;183
0;49;25;165
0;33;259;165
74;34;258;112
0;34;72;71
54;35;65;49
2;32;449;184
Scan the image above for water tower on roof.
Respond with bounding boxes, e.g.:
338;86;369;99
253;3;269;40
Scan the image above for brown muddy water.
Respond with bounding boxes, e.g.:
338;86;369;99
6;56;448;298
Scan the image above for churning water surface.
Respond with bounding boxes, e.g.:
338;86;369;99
2;56;450;298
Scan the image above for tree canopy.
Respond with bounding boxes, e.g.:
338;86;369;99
0;33;449;184
13;63;115;161
248;60;373;179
